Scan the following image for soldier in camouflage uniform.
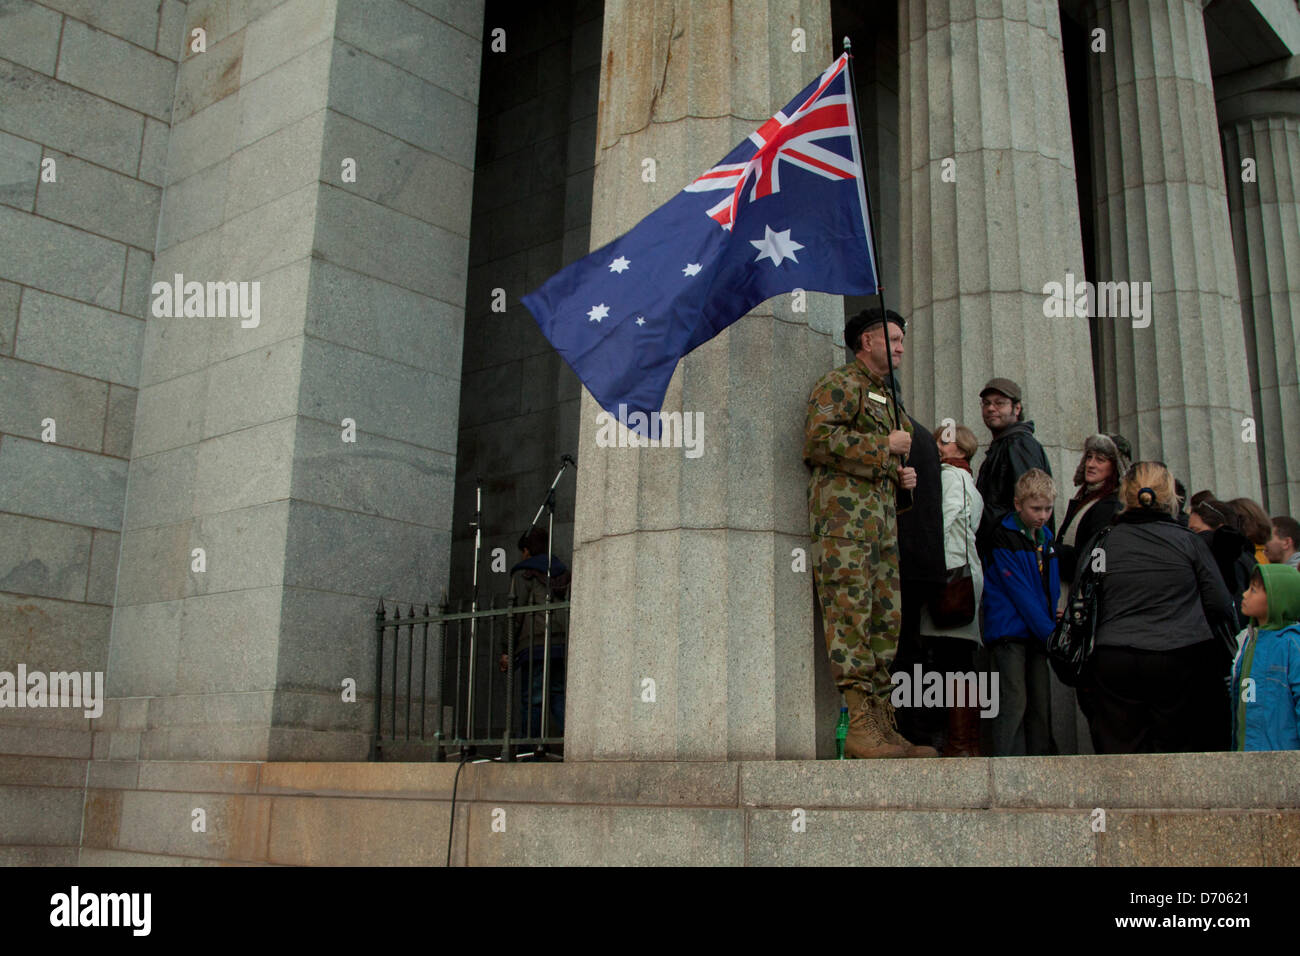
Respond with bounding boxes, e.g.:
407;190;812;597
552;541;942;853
804;308;936;758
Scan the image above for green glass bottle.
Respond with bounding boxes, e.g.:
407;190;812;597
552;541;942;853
835;705;850;759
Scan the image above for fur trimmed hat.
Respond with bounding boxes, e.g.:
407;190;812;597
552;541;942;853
1072;433;1128;488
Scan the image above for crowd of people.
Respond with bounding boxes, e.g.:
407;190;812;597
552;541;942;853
805;307;1300;758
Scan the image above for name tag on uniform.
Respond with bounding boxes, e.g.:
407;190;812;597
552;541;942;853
867;391;888;405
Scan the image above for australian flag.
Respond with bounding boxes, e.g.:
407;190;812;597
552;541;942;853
522;54;878;426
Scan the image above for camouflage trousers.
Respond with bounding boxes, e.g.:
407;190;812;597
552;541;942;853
811;534;902;700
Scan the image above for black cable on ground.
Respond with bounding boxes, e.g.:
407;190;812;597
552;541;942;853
446;750;469;867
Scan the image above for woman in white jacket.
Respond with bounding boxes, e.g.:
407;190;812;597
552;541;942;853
918;424;985;755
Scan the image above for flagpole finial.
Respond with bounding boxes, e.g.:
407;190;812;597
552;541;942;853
842;36;851;54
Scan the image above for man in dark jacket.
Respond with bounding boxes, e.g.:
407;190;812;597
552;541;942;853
892;406;947;748
975;378;1054;563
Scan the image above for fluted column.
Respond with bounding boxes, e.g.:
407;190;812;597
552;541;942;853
897;0;1097;513
1086;0;1260;497
564;1;841;760
1219;91;1300;515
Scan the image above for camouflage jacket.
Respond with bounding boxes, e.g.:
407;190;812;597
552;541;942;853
803;356;912;541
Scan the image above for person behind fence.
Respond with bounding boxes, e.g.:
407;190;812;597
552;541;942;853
916;423;985;756
1266;516;1300;569
1230;563;1300;751
803;306;934;759
982;468;1060;756
498;527;570;739
1080;462;1236;754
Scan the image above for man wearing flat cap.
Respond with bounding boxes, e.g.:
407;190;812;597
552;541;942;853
803;307;935;758
975;378;1055;564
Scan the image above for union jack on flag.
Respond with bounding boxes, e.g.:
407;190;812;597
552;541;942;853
684;55;861;232
523;53;879;430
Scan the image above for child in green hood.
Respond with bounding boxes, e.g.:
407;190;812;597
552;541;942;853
1230;563;1300;751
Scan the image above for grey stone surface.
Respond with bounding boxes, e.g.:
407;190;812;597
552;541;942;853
0;513;92;602
0;131;41;211
267;795;466;865
328;40;478;169
235;39;332;149
130;370;206;459
56;19;176;122
468;805;746;866
297;336;461;453
282;500;446;604
319;110;474;236
166;90;239;185
0;0;62;75
121;445;197;533
1087;0;1260;497
157;159;228;251
289;416;455;528
0;755;86;788
1221;111;1300;515
0;60;144;176
404;0;484;39
190;500;290;595
121;247;153;318
0;591;110;671
156;0;189;61
221;182;316;280
186;0;286;48
741;758;991;810
305;259;464;371
103;385;136;459
313;183;468;305
206;257;311;363
0;280;18;354
224;109;325;220
112;521;191;606
274;587;378;694
86;530;121;605
37;0;162;47
105;600;183;697
239;0;336;85
0;437;127;530
35;151;162;250
174;589;283;693
334;0;480;103
0;786;86;846
0;205;126;310
201;336;303;439
746;808;1095;866
476;761;741;807
108;789;272;861
15;289;143;386
0;356;108;451
192;418;295;515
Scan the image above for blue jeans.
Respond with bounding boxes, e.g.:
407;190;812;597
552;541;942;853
514;649;565;739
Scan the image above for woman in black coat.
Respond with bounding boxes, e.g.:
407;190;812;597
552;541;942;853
1080;462;1237;754
1049;434;1127;754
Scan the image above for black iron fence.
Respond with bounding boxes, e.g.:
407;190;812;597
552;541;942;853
370;594;570;761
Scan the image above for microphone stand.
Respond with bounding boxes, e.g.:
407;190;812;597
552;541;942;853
524;454;576;757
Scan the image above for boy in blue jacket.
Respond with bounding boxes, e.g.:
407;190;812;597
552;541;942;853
982;469;1060;755
1231;563;1300;751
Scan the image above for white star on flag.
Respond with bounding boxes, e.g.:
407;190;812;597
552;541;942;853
683;263;702;277
587;303;610;322
609;256;630;273
635;316;646;326
751;225;804;266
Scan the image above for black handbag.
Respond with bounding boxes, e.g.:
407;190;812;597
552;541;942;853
1047;525;1114;687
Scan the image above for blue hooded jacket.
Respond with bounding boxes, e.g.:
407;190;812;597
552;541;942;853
981;511;1060;644
1231;563;1300;751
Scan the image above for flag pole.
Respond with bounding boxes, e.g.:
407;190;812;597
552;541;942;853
843;36;912;512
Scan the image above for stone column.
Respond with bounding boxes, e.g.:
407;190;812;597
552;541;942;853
1219;91;1300;515
896;0;1097;515
106;0;483;760
1085;0;1260;498
564;0;842;761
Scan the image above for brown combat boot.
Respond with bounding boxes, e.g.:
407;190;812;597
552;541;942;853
879;698;940;757
942;704;983;757
842;690;909;758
